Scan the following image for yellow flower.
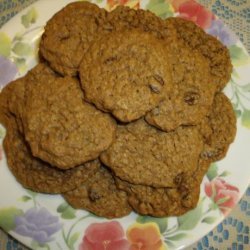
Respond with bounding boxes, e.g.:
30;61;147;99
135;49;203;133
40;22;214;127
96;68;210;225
106;0;140;11
126;222;165;250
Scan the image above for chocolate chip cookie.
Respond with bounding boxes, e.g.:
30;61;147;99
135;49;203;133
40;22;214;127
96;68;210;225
101;119;203;188
63;162;132;218
80;30;173;122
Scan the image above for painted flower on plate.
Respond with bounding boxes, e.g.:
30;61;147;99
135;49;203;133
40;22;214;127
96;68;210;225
127;222;165;250
170;0;214;29
14;207;62;244
0;56;18;88
79;221;129;250
206;19;237;47
106;0;140;11
205;177;240;215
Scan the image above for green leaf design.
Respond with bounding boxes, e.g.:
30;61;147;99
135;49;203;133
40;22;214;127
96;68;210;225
26;189;37;197
166;233;188;241
241;109;250;128
69;232;80;249
219;170;231;177
0;127;6;138
234;109;241;118
216;196;230;205
177;201;203;231
231;69;240;79
202;216;217;224
136;215;168;233
61;206;76;220
229;45;249;66
206;163;218;181
21;7;38;28
57;202;68;213
0;32;11;57
12;42;32;57
31;240;49;249
19;195;32;202
0;207;23;232
57;202;76;219
146;0;174;19
164;240;175;248
241;83;250;92
13;57;27;74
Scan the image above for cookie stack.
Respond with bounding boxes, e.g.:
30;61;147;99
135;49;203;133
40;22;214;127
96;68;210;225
0;2;236;219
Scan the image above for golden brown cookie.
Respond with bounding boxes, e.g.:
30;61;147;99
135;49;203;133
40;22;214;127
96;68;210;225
63;162;132;218
0;78;25;132
199;93;236;161
115;159;210;217
39;2;107;76
145;47;216;131
107;5;177;43
80;30;173;122
100;119;203;188
22;64;116;169
3;116;99;194
166;17;232;91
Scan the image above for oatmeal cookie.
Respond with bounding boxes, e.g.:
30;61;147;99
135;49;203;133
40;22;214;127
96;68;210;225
23;64;116;169
166;17;232;91
3;116;99;194
115;159;210;217
80;30;173;122
39;2;107;76
63;162;132;218
146;47;216;131
107;5;177;43
101;119;203;188
199;93;236;161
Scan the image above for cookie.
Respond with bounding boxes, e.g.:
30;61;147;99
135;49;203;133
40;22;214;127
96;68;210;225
166;17;232;91
0;78;25;132
100;119;203;188
3;116;99;194
116;159;210;217
199;93;236;161
22;64;116;169
145;47;216;131
107;5;177;43
80;30;173;122
39;2;107;76
63;162;132;218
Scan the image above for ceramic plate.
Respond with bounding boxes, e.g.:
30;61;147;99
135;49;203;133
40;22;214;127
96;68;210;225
0;1;250;249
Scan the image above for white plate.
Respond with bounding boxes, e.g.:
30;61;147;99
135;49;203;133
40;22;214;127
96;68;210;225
0;1;250;249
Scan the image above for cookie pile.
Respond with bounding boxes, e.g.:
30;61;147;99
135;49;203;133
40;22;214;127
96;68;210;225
0;2;236;219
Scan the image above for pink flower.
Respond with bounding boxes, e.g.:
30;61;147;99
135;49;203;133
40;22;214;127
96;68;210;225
171;0;214;29
205;178;240;215
79;221;129;250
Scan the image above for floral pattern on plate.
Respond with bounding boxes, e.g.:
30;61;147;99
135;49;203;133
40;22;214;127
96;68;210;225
0;1;250;250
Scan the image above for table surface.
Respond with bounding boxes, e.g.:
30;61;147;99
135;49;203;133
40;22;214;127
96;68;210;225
0;0;249;249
